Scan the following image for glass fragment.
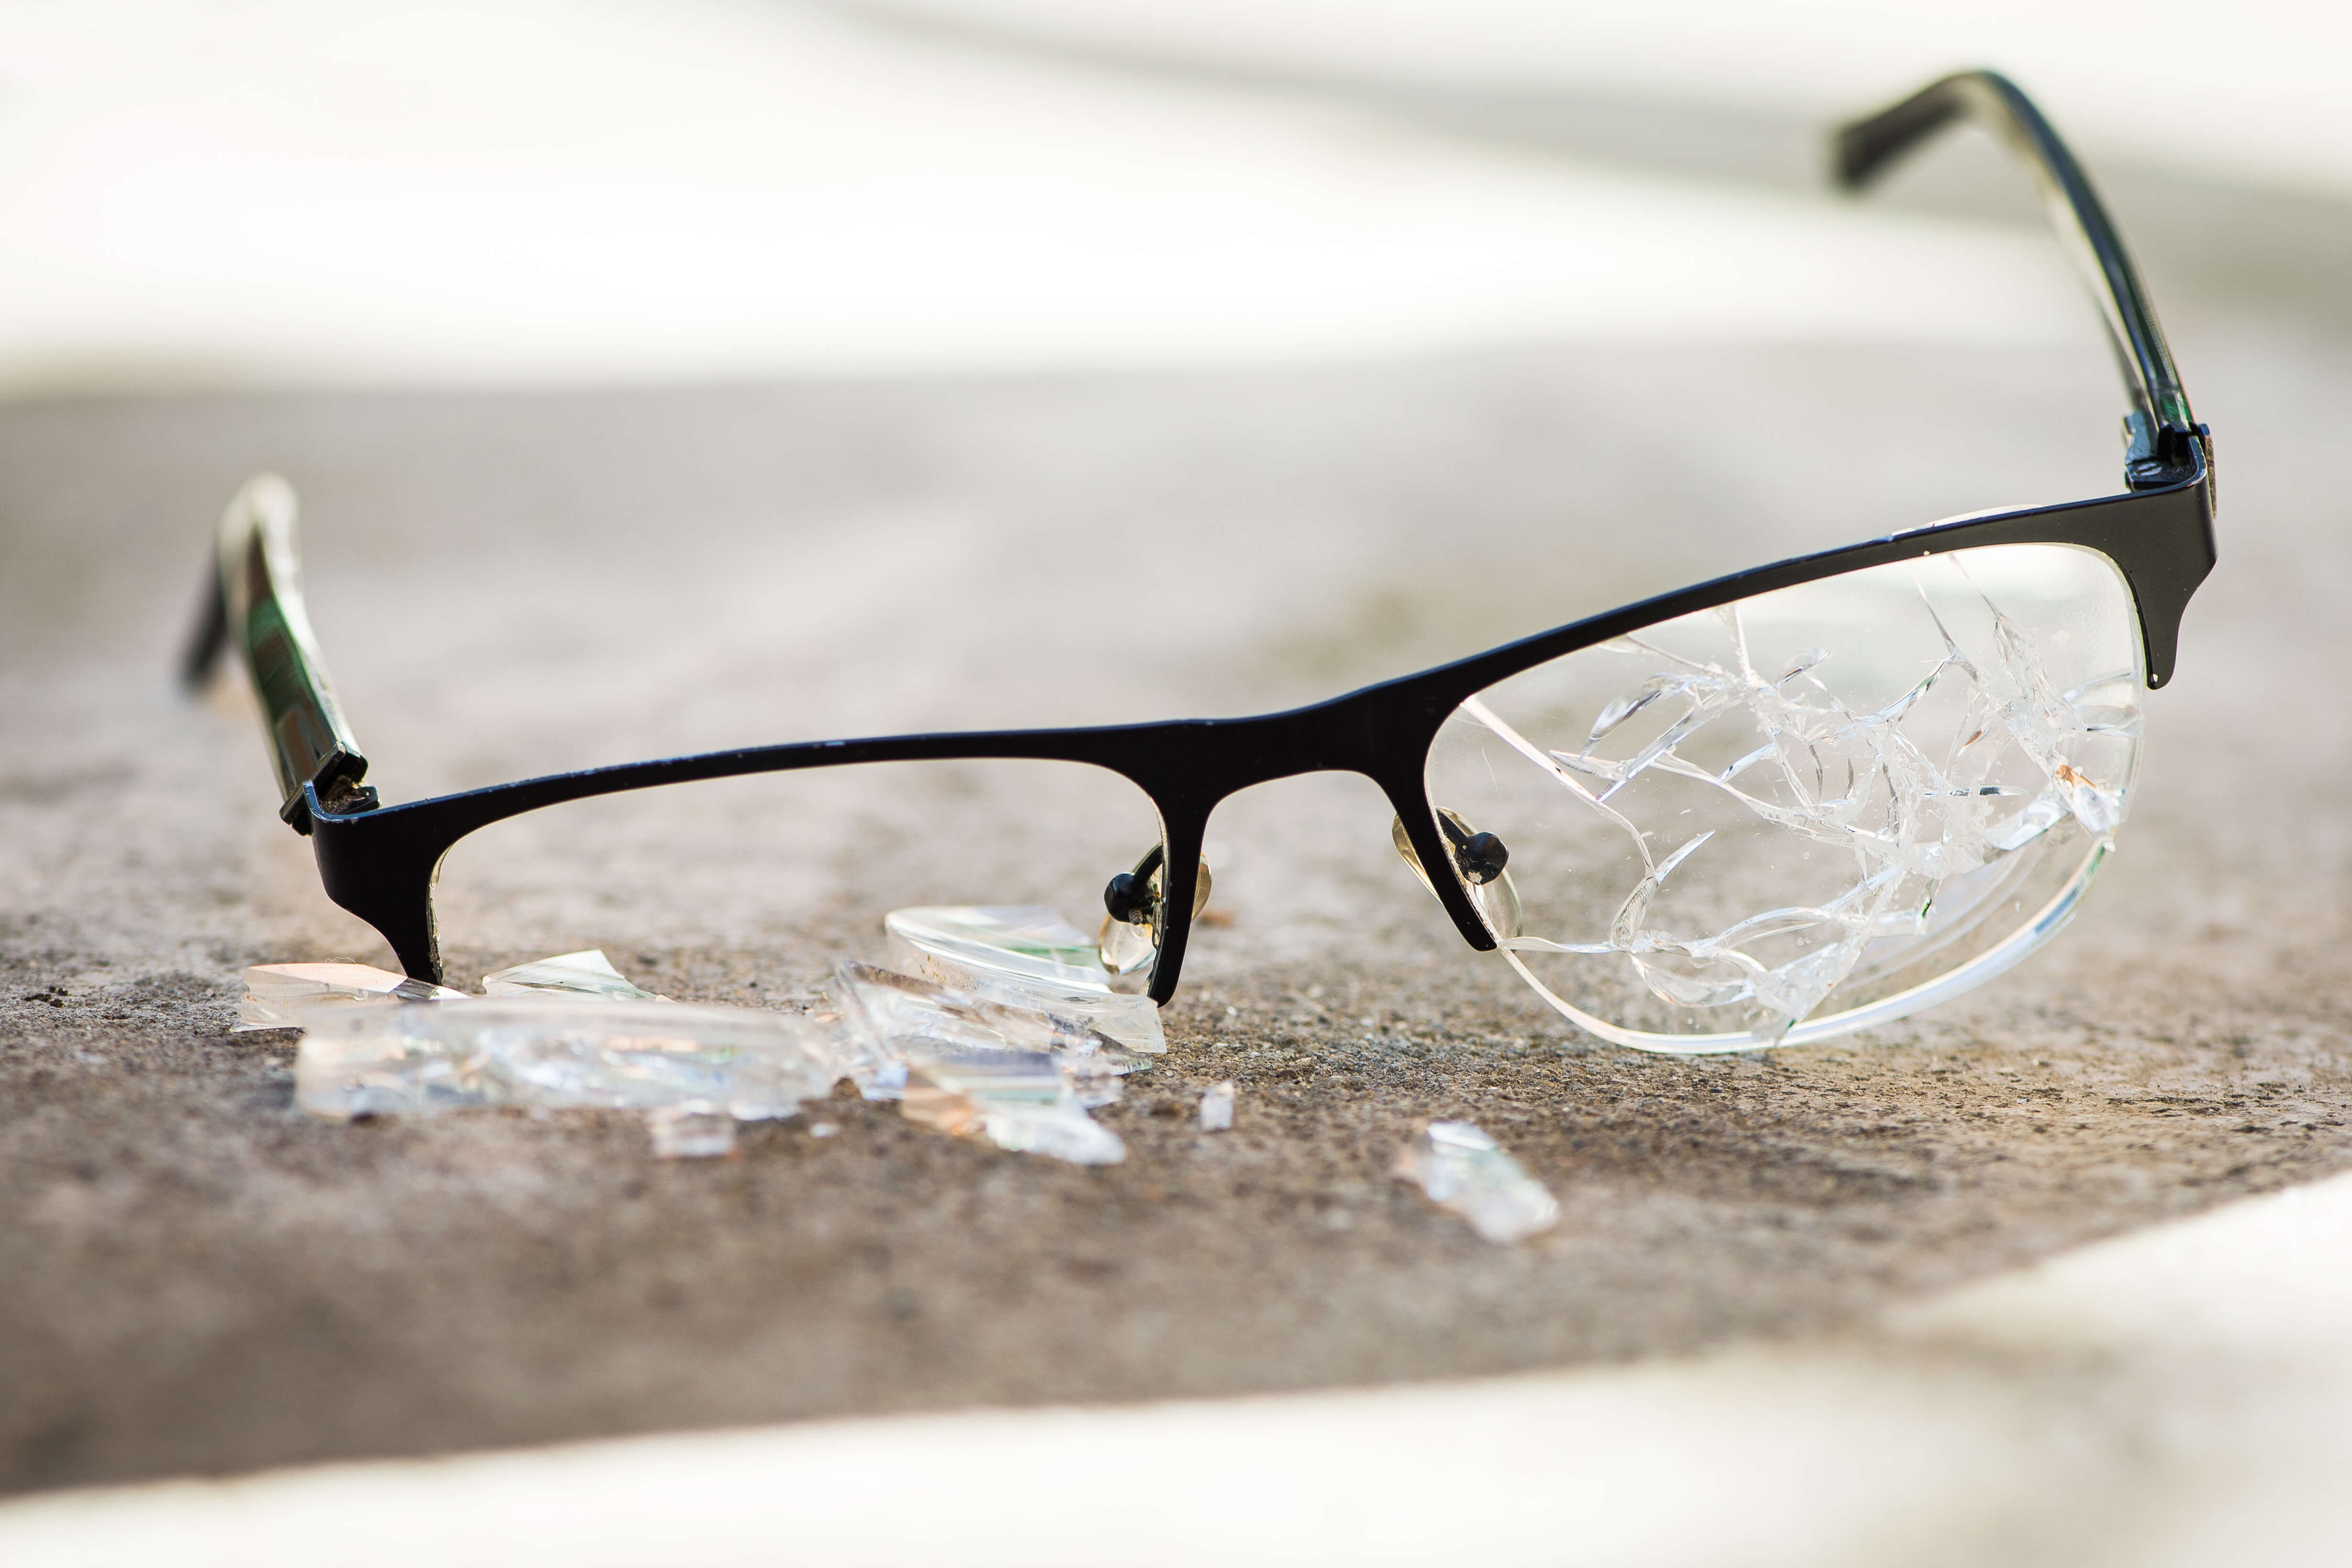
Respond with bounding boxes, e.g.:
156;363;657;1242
900;1050;1128;1165
886;904;1107;993
831;962;1132;1165
294;995;841;1122
1198;1080;1236;1132
264;941;1149;1168
236;962;463;1030
1393;1120;1560;1245
976;1099;1127;1165
482;949;665;1002
646;1101;735;1159
899;1047;1059;1137
961;978;1162;1055
885;905;1165;1051
830;962;1150;1094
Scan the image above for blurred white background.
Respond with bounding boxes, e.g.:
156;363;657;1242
6;0;2339;392
876;0;2352;190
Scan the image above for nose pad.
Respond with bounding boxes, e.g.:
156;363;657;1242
1393;808;1524;940
1099;844;1213;975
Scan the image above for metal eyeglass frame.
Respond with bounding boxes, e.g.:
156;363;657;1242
183;70;2216;1009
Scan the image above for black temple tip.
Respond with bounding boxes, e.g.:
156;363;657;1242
178;552;228;692
1830;71;1992;192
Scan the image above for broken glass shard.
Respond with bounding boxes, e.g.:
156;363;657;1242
900;1049;1126;1165
886;904;1107;992
830;962;1153;1100
1057;1050;1135;1110
967;979;1163;1054
831;962;1132;1164
900;1049;1128;1164
237;962;463;1030
975;1099;1127;1165
294;995;841;1122
830;961;1151;1096
482;949;665;1002
885;905;1164;1052
1394;1120;1560;1245
899;1046;1059;1135
1198;1079;1236;1132
1423;544;2145;1051
646;1101;735;1159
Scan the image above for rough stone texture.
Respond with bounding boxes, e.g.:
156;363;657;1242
4;327;2351;1494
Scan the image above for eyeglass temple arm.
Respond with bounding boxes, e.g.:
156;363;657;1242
180;474;377;833
1835;70;2200;490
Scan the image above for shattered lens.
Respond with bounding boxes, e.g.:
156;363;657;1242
1424;543;2142;1051
431;759;1168;991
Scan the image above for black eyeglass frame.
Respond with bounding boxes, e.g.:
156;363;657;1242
184;71;2217;1009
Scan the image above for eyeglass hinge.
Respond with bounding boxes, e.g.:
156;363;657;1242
2123;412;2202;491
281;764;381;835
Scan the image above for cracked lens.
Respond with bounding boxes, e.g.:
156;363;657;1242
1428;544;2143;1050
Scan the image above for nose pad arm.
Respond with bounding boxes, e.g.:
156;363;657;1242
1100;843;1214;976
1393;808;1524;940
1440;813;1509;885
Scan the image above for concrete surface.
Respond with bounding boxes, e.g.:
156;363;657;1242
11;1164;2352;1568
6;324;2352;1493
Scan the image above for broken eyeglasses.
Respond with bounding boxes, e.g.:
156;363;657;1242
183;72;2214;1053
